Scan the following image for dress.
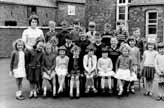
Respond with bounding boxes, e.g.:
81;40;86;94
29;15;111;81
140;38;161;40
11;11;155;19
142;50;158;80
114;55;133;81
13;51;26;78
55;55;69;76
98;57;115;77
155;54;164;84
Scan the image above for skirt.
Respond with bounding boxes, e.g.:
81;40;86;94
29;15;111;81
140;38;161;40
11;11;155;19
142;66;155;81
130;72;138;81
43;71;56;80
115;69;131;81
99;70;115;77
27;66;41;83
55;67;68;76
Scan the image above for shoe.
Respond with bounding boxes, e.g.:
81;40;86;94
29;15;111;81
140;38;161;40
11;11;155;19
118;89;123;96
33;91;38;98
156;96;162;101
93;88;98;93
85;89;90;93
130;88;135;94
108;89;113;94
16;95;25;100
76;93;80;99
161;97;164;101
144;92;149;96
29;91;33;99
149;92;153;96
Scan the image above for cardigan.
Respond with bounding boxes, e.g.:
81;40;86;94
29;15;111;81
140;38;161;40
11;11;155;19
10;50;19;71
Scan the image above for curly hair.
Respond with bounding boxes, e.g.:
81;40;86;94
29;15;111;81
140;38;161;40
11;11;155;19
13;39;25;51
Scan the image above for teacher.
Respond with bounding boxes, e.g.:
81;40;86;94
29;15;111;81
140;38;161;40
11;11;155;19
22;15;44;50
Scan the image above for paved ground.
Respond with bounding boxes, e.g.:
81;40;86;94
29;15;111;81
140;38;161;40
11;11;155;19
0;59;164;108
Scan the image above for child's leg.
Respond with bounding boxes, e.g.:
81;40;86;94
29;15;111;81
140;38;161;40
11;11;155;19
161;83;164;97
101;77;105;90
60;75;65;92
108;77;112;90
33;83;38;97
58;75;62;92
16;78;23;97
158;83;163;97
75;76;80;96
70;77;74;96
42;79;48;96
148;80;153;95
52;78;56;96
144;78;149;93
118;79;123;95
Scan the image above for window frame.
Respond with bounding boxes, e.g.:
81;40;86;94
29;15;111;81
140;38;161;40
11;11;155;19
146;10;158;37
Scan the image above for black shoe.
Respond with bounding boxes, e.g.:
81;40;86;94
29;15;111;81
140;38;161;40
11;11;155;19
16;95;25;100
144;92;149;96
156;96;162;101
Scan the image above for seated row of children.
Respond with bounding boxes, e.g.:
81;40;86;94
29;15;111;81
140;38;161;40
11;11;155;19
10;34;141;100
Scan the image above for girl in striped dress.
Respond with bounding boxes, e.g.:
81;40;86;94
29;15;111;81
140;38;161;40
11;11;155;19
142;42;158;96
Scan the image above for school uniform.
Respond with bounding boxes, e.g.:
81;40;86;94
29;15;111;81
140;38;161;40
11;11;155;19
69;57;81;77
101;31;114;47
26;49;43;83
93;42;106;59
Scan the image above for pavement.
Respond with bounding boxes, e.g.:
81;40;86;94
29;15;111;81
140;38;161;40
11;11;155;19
0;59;164;108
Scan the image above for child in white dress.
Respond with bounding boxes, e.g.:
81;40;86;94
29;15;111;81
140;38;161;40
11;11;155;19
98;48;115;93
83;44;97;93
10;39;26;100
55;46;69;94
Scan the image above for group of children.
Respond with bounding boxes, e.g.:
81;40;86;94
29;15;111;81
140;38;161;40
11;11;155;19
10;18;164;102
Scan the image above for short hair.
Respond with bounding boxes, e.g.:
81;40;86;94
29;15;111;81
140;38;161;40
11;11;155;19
145;42;156;50
29;15;39;26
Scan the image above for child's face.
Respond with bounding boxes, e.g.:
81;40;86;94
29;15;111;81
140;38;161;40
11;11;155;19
31;19;38;28
111;38;118;46
37;41;44;51
66;39;72;44
73;51;80;58
148;44;154;50
45;46;52;54
159;48;164;55
122;48;129;56
95;36;101;43
102;52;108;58
59;50;65;56
17;42;24;51
88;50;94;56
49;24;55;31
129;40;135;47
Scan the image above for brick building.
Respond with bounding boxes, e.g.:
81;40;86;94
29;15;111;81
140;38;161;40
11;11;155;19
129;0;164;42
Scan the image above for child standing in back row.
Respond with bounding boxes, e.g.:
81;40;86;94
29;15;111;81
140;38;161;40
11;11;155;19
142;42;158;96
10;39;26;100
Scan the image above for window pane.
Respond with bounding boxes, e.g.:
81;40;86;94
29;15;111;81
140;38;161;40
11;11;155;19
119;0;125;3
119;14;125;20
148;25;157;34
149;19;157;23
149;12;157;19
119;7;125;13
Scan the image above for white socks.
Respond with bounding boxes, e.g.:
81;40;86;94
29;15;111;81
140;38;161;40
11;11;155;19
16;90;22;97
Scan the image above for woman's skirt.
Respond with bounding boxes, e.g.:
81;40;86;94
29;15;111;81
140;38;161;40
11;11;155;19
142;66;155;81
115;69;131;81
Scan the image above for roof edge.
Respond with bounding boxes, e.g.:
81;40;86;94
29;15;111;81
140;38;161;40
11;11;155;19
57;0;85;4
129;3;164;7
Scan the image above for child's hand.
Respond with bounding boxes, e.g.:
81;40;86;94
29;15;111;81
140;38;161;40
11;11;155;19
9;71;13;76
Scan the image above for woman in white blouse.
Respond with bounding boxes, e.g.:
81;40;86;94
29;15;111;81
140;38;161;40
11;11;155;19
22;15;44;50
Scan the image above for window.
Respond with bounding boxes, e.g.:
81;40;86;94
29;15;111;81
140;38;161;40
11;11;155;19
118;6;125;20
27;6;37;17
68;5;75;15
146;10;158;42
5;21;17;26
116;0;129;29
146;11;158;35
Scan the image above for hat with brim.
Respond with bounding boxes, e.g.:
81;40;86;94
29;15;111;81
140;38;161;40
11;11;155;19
58;46;66;51
89;21;96;27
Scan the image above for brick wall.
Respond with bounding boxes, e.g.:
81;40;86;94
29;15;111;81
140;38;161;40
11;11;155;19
129;5;164;42
0;4;56;26
85;0;117;32
56;2;86;26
